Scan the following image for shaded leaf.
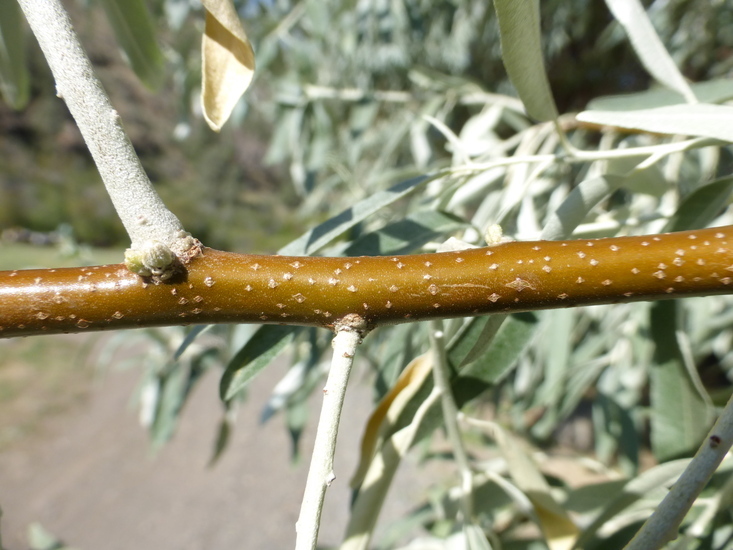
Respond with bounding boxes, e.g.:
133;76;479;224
0;0;29;109
577;104;733;142
605;0;695;102
220;325;300;401
207;412;232;467
173;325;211;360
149;352;212;447
482;421;579;550
448;314;508;370
494;0;558;121
531;309;576;440
201;0;256;131
649;301;713;460
279;174;432;256
98;0;165;90
344;210;467;257
452;312;539;407
286;395;309;462
665;175;733;233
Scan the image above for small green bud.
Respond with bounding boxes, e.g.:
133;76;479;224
125;241;176;281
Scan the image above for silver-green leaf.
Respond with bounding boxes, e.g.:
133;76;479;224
493;0;558;122
577;104;733;143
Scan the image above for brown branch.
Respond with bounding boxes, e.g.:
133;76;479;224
2;225;733;338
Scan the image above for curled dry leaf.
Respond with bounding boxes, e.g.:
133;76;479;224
201;0;255;132
350;353;433;489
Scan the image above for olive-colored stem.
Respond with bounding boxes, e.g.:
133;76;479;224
2;225;733;338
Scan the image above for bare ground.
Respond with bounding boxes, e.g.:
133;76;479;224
0;334;428;550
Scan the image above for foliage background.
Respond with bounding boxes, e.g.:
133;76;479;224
3;0;733;548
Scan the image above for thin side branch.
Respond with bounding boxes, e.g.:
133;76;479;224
430;320;475;521
625;393;733;550
295;315;366;550
16;0;192;255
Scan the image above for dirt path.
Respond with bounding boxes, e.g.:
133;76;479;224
0;337;426;549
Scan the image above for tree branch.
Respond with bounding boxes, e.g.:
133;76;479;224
16;0;193;257
295;316;366;550
2;226;733;337
625;392;733;550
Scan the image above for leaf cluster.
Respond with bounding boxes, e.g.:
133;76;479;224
5;0;733;548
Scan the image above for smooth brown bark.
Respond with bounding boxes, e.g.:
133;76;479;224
2;225;733;338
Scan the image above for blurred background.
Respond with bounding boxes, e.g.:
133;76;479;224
2;0;733;548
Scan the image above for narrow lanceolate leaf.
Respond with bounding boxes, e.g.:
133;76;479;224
3;226;733;338
201;0;255;131
98;0;165;90
0;0;30;109
605;0;695;103
587;78;733;112
279;175;432;256
351;353;433;489
577;104;733;142
220;325;300;400
541;175;626;241
485;422;579;550
494;0;558;121
649;301;713;460
665;176;733;233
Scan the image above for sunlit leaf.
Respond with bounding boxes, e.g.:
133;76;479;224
577;104;733;142
588;79;733;111
542;175;626;241
351;353;433;489
573;459;691;547
344;389;442;550
463;524;493;550
98;0;165;90
605;0;695;102
201;0;256;131
220;325;300;401
28;522;68;550
0;0;29;109
494;0;558;121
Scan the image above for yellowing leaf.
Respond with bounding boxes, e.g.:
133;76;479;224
482;421;579;550
350;353;433;489
201;0;255;131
